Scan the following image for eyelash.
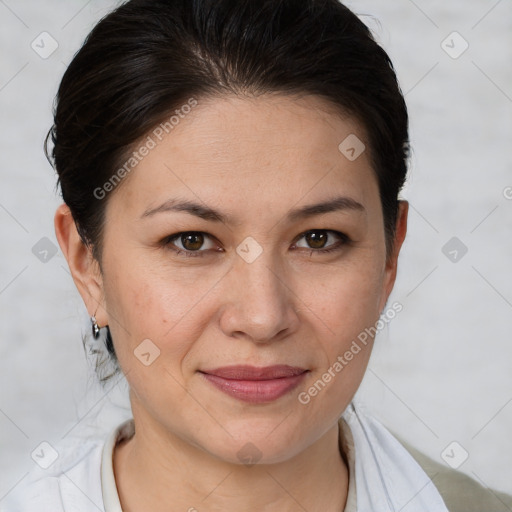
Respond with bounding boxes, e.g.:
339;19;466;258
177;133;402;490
162;230;350;258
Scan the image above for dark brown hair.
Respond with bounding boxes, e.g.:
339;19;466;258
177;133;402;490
45;0;409;382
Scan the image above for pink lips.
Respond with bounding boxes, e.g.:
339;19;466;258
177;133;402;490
199;365;308;403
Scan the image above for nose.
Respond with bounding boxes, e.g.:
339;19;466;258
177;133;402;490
218;247;300;344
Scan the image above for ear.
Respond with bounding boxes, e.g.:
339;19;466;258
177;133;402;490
54;203;109;328
379;200;408;311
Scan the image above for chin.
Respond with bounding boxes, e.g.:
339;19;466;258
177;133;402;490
194;416;313;466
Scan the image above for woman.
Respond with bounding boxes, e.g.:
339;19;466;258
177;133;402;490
4;0;511;511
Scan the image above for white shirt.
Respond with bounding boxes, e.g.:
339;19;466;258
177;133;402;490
1;400;447;512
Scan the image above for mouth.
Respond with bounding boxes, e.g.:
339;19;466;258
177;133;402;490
198;365;309;404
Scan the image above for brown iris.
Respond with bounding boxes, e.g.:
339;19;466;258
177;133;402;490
304;231;328;249
180;232;205;251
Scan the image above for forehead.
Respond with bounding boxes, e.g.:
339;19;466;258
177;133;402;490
167;93;366;160
107;93;378;220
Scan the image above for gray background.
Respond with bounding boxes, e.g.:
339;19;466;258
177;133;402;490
1;0;511;502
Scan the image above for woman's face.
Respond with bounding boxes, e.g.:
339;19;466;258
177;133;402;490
78;94;406;463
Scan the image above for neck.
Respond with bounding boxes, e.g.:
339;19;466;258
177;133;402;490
113;411;349;512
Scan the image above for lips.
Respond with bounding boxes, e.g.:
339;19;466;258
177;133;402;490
199;365;308;403
201;365;307;380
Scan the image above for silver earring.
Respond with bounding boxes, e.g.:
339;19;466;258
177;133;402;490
91;316;101;339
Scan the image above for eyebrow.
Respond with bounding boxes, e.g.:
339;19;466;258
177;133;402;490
140;195;365;224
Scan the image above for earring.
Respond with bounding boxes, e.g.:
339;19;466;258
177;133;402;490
91;315;101;339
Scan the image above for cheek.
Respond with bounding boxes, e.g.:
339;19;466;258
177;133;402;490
101;255;210;372
304;257;385;336
296;263;384;407
103;268;205;415
303;260;384;379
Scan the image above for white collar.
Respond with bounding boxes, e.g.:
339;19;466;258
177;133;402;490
342;401;449;511
101;417;133;512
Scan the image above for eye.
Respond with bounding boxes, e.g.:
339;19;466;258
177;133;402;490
162;229;349;258
293;230;349;254
163;231;220;257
